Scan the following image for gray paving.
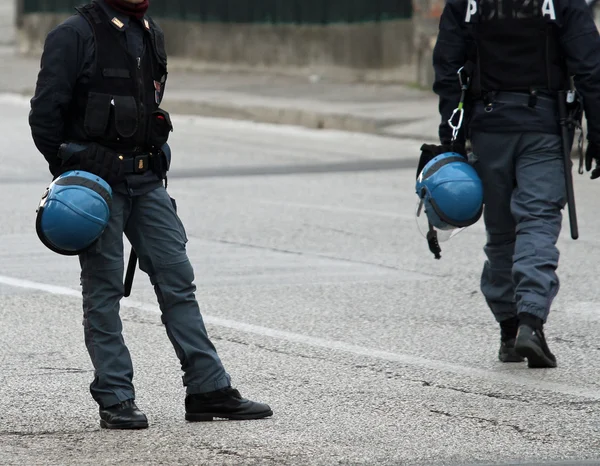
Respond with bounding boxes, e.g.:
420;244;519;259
1;90;600;465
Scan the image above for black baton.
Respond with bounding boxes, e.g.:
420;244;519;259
557;90;579;240
123;249;137;298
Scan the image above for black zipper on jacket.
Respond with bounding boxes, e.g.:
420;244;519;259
136;55;145;153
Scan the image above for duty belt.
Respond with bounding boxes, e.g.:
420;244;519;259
122;154;151;174
482;91;558;110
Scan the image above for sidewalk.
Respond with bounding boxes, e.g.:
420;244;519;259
0;46;441;143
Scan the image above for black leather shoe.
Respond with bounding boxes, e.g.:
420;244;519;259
498;338;525;363
185;387;273;422
99;400;149;429
515;324;557;368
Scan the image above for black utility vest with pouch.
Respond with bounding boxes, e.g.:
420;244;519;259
465;0;569;96
66;2;168;155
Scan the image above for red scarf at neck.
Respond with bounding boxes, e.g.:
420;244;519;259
103;0;149;20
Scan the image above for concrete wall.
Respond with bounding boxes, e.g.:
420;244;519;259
17;13;417;84
412;0;445;90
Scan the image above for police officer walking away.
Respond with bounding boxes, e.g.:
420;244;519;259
427;0;600;368
29;0;273;429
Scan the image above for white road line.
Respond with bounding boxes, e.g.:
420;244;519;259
2;274;599;400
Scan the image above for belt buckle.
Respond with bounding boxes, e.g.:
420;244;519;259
134;155;148;173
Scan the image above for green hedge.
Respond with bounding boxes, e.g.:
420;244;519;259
23;0;413;23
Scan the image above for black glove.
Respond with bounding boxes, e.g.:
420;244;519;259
585;141;600;180
60;142;126;186
417;143;466;179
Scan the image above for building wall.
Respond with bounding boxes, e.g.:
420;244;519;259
16;0;418;84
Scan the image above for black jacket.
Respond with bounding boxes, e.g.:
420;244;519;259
29;0;167;195
432;0;600;146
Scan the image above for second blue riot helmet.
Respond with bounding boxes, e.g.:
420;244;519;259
36;170;112;256
415;152;483;258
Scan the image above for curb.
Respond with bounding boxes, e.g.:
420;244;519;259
164;99;385;135
163;98;440;142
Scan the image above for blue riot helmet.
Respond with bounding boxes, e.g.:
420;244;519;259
36;170;112;256
415;152;483;258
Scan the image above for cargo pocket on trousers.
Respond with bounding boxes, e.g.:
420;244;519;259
170;197;188;244
84;92;112;138
113;95;139;138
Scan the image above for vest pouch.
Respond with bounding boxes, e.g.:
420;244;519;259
113;95;139;138
84;92;112;138
149;109;173;148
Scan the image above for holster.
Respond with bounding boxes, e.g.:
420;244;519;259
148;109;173;180
567;92;584;128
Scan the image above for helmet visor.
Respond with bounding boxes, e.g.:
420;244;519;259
415;198;464;243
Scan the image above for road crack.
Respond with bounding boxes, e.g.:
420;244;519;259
212;335;329;362
428;409;550;442
37;367;90;374
0;430;94;438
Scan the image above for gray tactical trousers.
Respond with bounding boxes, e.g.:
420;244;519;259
471;131;567;324
79;185;231;408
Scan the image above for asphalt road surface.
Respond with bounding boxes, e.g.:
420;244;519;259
2;93;600;465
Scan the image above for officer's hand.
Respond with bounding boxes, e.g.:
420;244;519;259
585;142;600;180
77;143;126;186
417;143;466;179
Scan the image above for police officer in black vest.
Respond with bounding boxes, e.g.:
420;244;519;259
426;0;600;368
29;0;273;429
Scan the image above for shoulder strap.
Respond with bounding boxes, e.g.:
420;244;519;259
75;2;103;25
145;17;167;66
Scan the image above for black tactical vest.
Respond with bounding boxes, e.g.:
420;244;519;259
465;0;569;96
66;1;168;155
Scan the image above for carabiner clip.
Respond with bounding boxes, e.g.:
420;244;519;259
448;106;464;142
447;67;469;142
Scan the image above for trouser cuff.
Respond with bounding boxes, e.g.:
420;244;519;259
185;374;231;395
94;390;135;409
518;302;548;323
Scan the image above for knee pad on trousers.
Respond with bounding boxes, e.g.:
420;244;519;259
152;259;197;318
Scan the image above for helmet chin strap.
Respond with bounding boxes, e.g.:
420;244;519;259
417;198;442;260
427;223;442;260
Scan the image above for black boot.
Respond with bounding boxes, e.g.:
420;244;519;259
514;313;557;368
99;400;149;429
498;317;524;363
185;387;273;422
498;338;524;362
